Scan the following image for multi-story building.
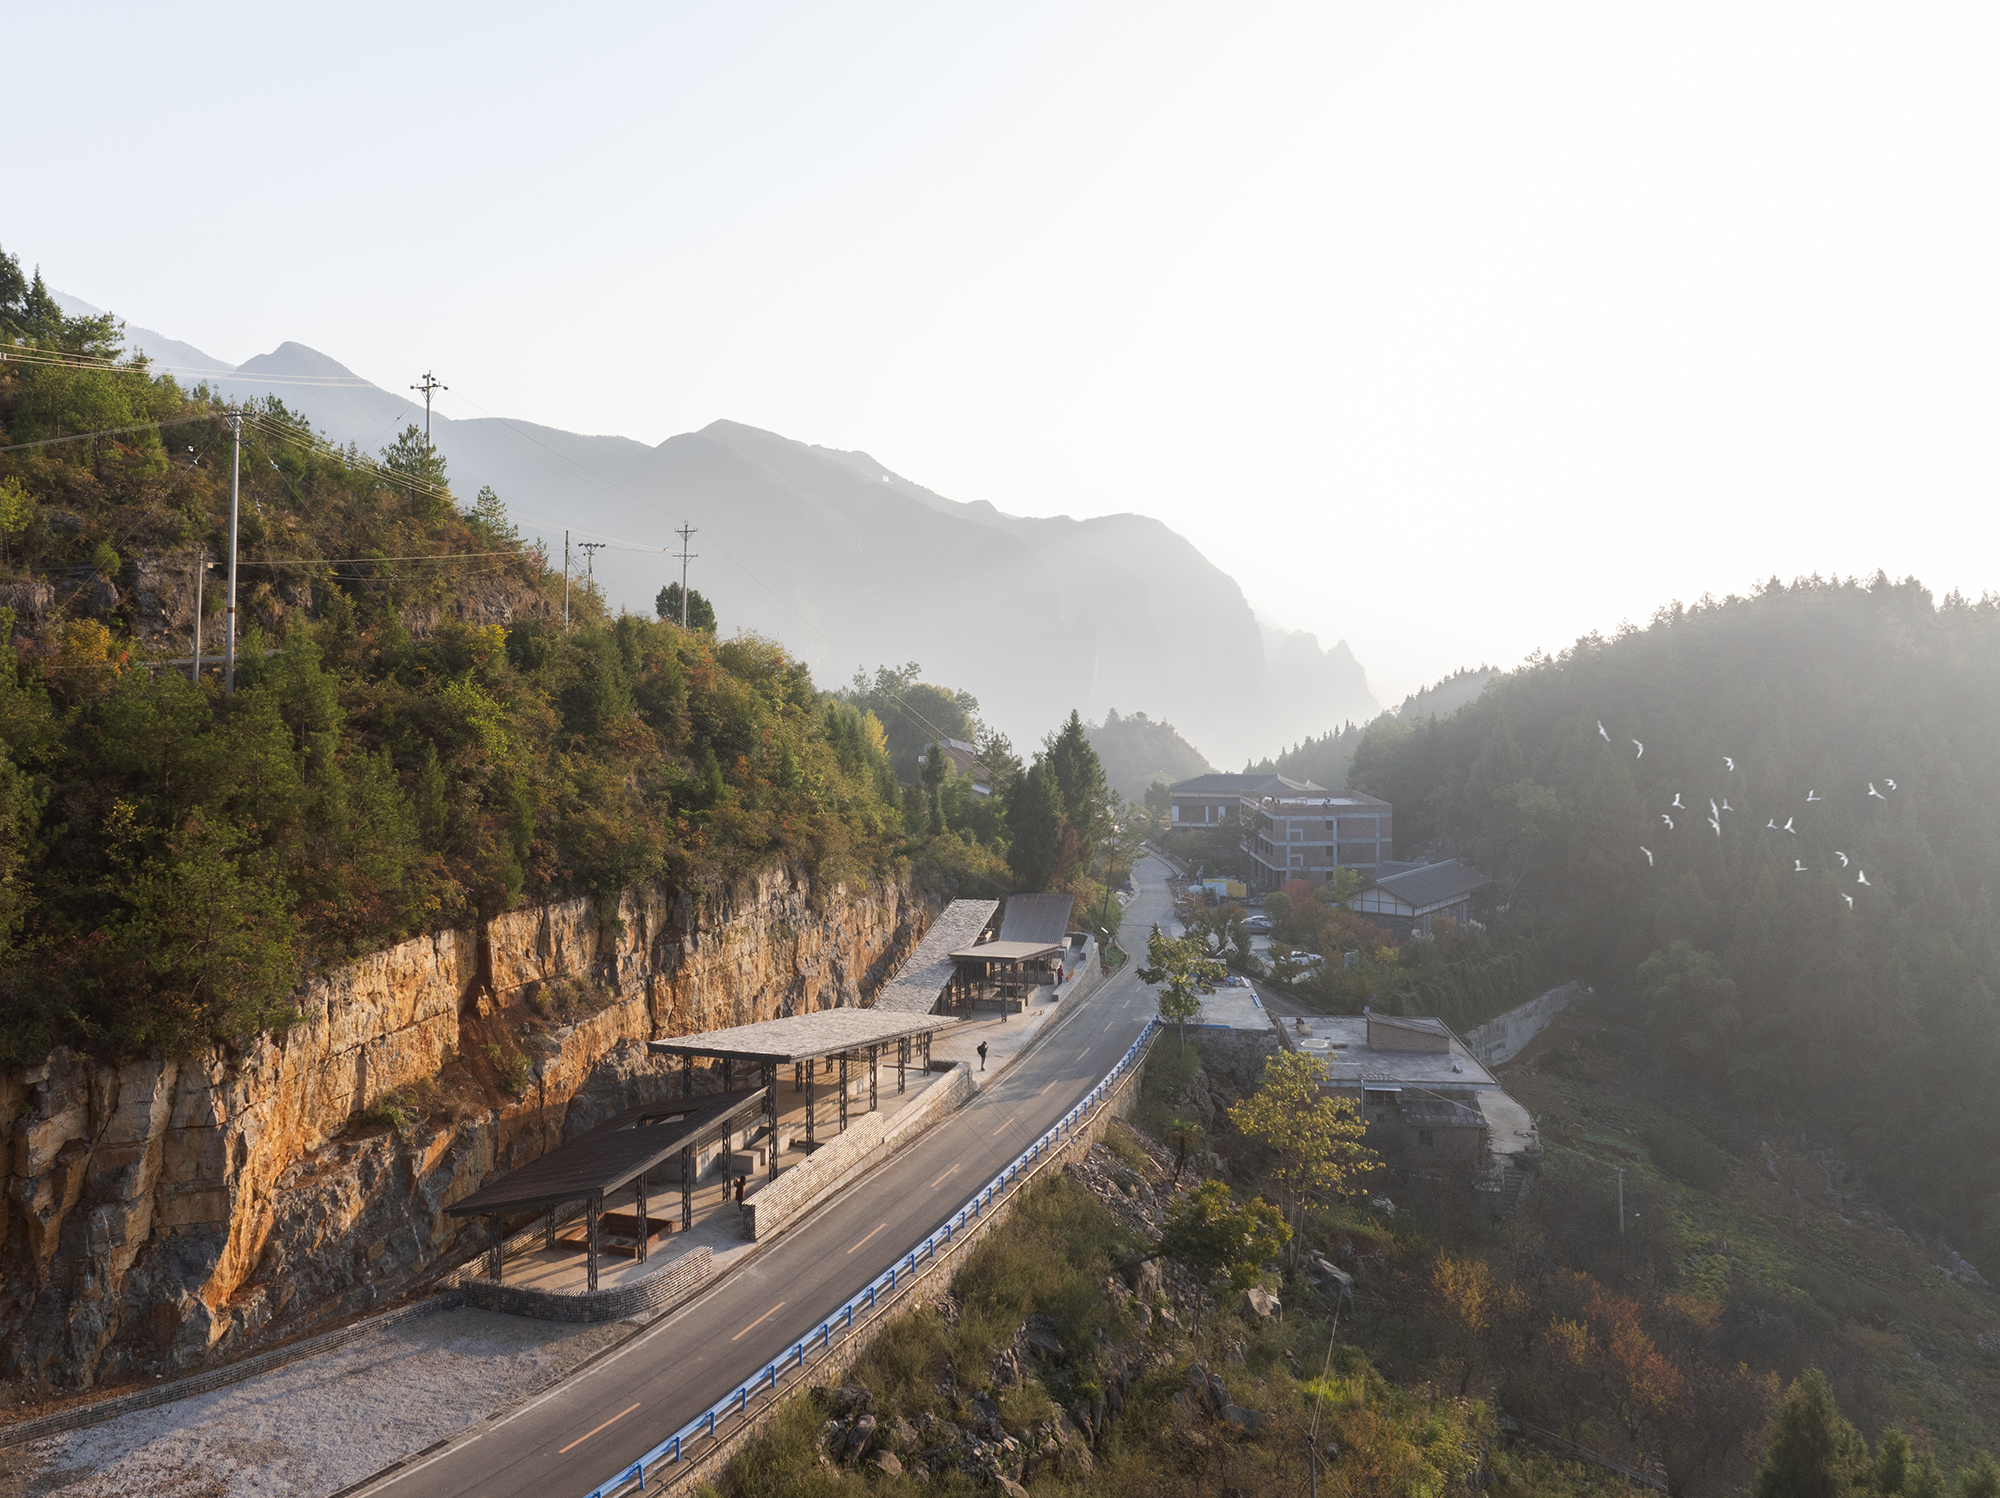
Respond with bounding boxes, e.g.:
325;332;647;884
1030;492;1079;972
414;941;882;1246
1240;783;1394;890
1166;772;1298;829
1167;773;1395;889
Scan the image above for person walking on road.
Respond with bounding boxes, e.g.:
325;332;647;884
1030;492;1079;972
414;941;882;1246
977;1041;989;1071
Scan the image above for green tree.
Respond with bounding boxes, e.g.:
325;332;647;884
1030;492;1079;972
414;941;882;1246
1958;1452;2000;1498
380;424;452;521
1160;1180;1289;1290
466;484;519;545
1047;708;1110;849
921;738;949;836
1751;1368;1868;1498
1138;920;1224;1051
1874;1430;1912;1495
655;582;716;632
1229;1049;1378;1246
1163;1115;1208;1184
1007;760;1068;891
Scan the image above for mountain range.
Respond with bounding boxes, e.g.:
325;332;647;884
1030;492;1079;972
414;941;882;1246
56;293;1378;767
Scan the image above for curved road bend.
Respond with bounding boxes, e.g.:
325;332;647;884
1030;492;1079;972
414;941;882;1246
365;857;1176;1498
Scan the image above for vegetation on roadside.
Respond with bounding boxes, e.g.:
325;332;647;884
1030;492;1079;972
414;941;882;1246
0;245;918;1065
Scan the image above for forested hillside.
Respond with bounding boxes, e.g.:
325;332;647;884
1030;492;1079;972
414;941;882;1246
0;248;907;1065
1344;577;2000;1264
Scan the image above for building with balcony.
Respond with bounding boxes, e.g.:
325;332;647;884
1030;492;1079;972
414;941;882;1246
1240;784;1394;890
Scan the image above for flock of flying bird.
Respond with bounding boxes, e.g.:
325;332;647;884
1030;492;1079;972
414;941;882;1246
1598;720;1898;911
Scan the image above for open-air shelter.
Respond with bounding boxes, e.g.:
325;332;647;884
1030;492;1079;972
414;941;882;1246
647;1009;958;1152
447;1086;770;1292
944;891;1075;1008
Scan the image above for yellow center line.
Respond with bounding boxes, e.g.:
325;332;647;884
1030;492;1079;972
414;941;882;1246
730;1301;787;1343
557;1402;641;1454
991;1115;1017;1137
846;1222;889;1255
1039;1078;1059;1095
928;1162;960;1190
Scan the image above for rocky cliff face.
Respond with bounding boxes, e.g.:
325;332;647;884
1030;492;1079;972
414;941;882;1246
0;866;920;1392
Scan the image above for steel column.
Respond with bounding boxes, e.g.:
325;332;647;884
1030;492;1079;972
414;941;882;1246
764;1063;778;1177
869;1046;878;1112
898;1036;908;1094
586;1201;600;1293
839;1052;850;1132
806;1061;816;1146
635;1178;648;1263
681;1145;693;1230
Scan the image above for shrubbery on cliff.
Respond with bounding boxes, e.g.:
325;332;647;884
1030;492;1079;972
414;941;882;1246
0;250;905;1064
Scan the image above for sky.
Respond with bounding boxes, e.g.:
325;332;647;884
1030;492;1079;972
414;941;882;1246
10;2;2000;701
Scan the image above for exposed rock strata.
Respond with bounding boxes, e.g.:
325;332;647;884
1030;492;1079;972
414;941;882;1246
1;866;922;1391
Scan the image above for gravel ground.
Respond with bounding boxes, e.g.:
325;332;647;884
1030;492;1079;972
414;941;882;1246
1;1307;629;1498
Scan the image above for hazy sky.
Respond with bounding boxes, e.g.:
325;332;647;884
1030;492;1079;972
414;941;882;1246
12;3;1999;701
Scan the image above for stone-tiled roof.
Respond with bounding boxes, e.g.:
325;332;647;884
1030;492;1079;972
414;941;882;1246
648;1009;957;1063
873;899;999;1014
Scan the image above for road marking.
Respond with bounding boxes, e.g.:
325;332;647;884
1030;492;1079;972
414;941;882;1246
730;1301;787;1342
1039;1078;1059;1095
928;1163;960;1189
991;1115;1017;1137
557;1402;640;1454
846;1222;888;1255
1078;1048;1091;1061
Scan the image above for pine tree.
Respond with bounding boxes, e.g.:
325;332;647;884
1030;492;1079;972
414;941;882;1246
1752;1369;1868;1498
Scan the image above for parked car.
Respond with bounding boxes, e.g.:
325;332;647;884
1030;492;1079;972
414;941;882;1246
1243;915;1273;933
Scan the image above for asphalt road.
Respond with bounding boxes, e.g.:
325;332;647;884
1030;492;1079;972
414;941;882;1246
365;858;1175;1498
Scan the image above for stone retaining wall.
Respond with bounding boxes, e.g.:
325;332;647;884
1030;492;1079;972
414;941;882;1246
744;1066;975;1241
454;1247;715;1324
1464;982;1581;1066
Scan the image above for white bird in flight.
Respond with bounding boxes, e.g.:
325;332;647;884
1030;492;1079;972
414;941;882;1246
1707;816;1721;836
1783;817;1796;834
1767;817;1779;830
1807;790;1822;803
1671;793;1684;809
1885;778;1897;791
1633;740;1645;759
1868;782;1885;799
1857;870;1871;886
1661;813;1675;830
1598;721;1611;742
1709;798;1720;820
1836;851;1849;867
1722;798;1734;813
1724;756;1735;772
1794;860;1808;873
1641;846;1654;866
1843;893;1854;910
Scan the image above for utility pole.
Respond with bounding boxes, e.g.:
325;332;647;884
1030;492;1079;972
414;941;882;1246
224;414;241;694
190;546;204;683
410;371;447;447
563;530;571;630
672;523;698;627
578;540;605;583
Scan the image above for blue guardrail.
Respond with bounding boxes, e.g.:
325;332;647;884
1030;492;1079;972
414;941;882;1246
577;1018;1160;1497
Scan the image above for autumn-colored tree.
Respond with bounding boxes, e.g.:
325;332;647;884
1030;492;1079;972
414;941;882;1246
1431;1250;1508;1395
1228;1049;1377;1247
